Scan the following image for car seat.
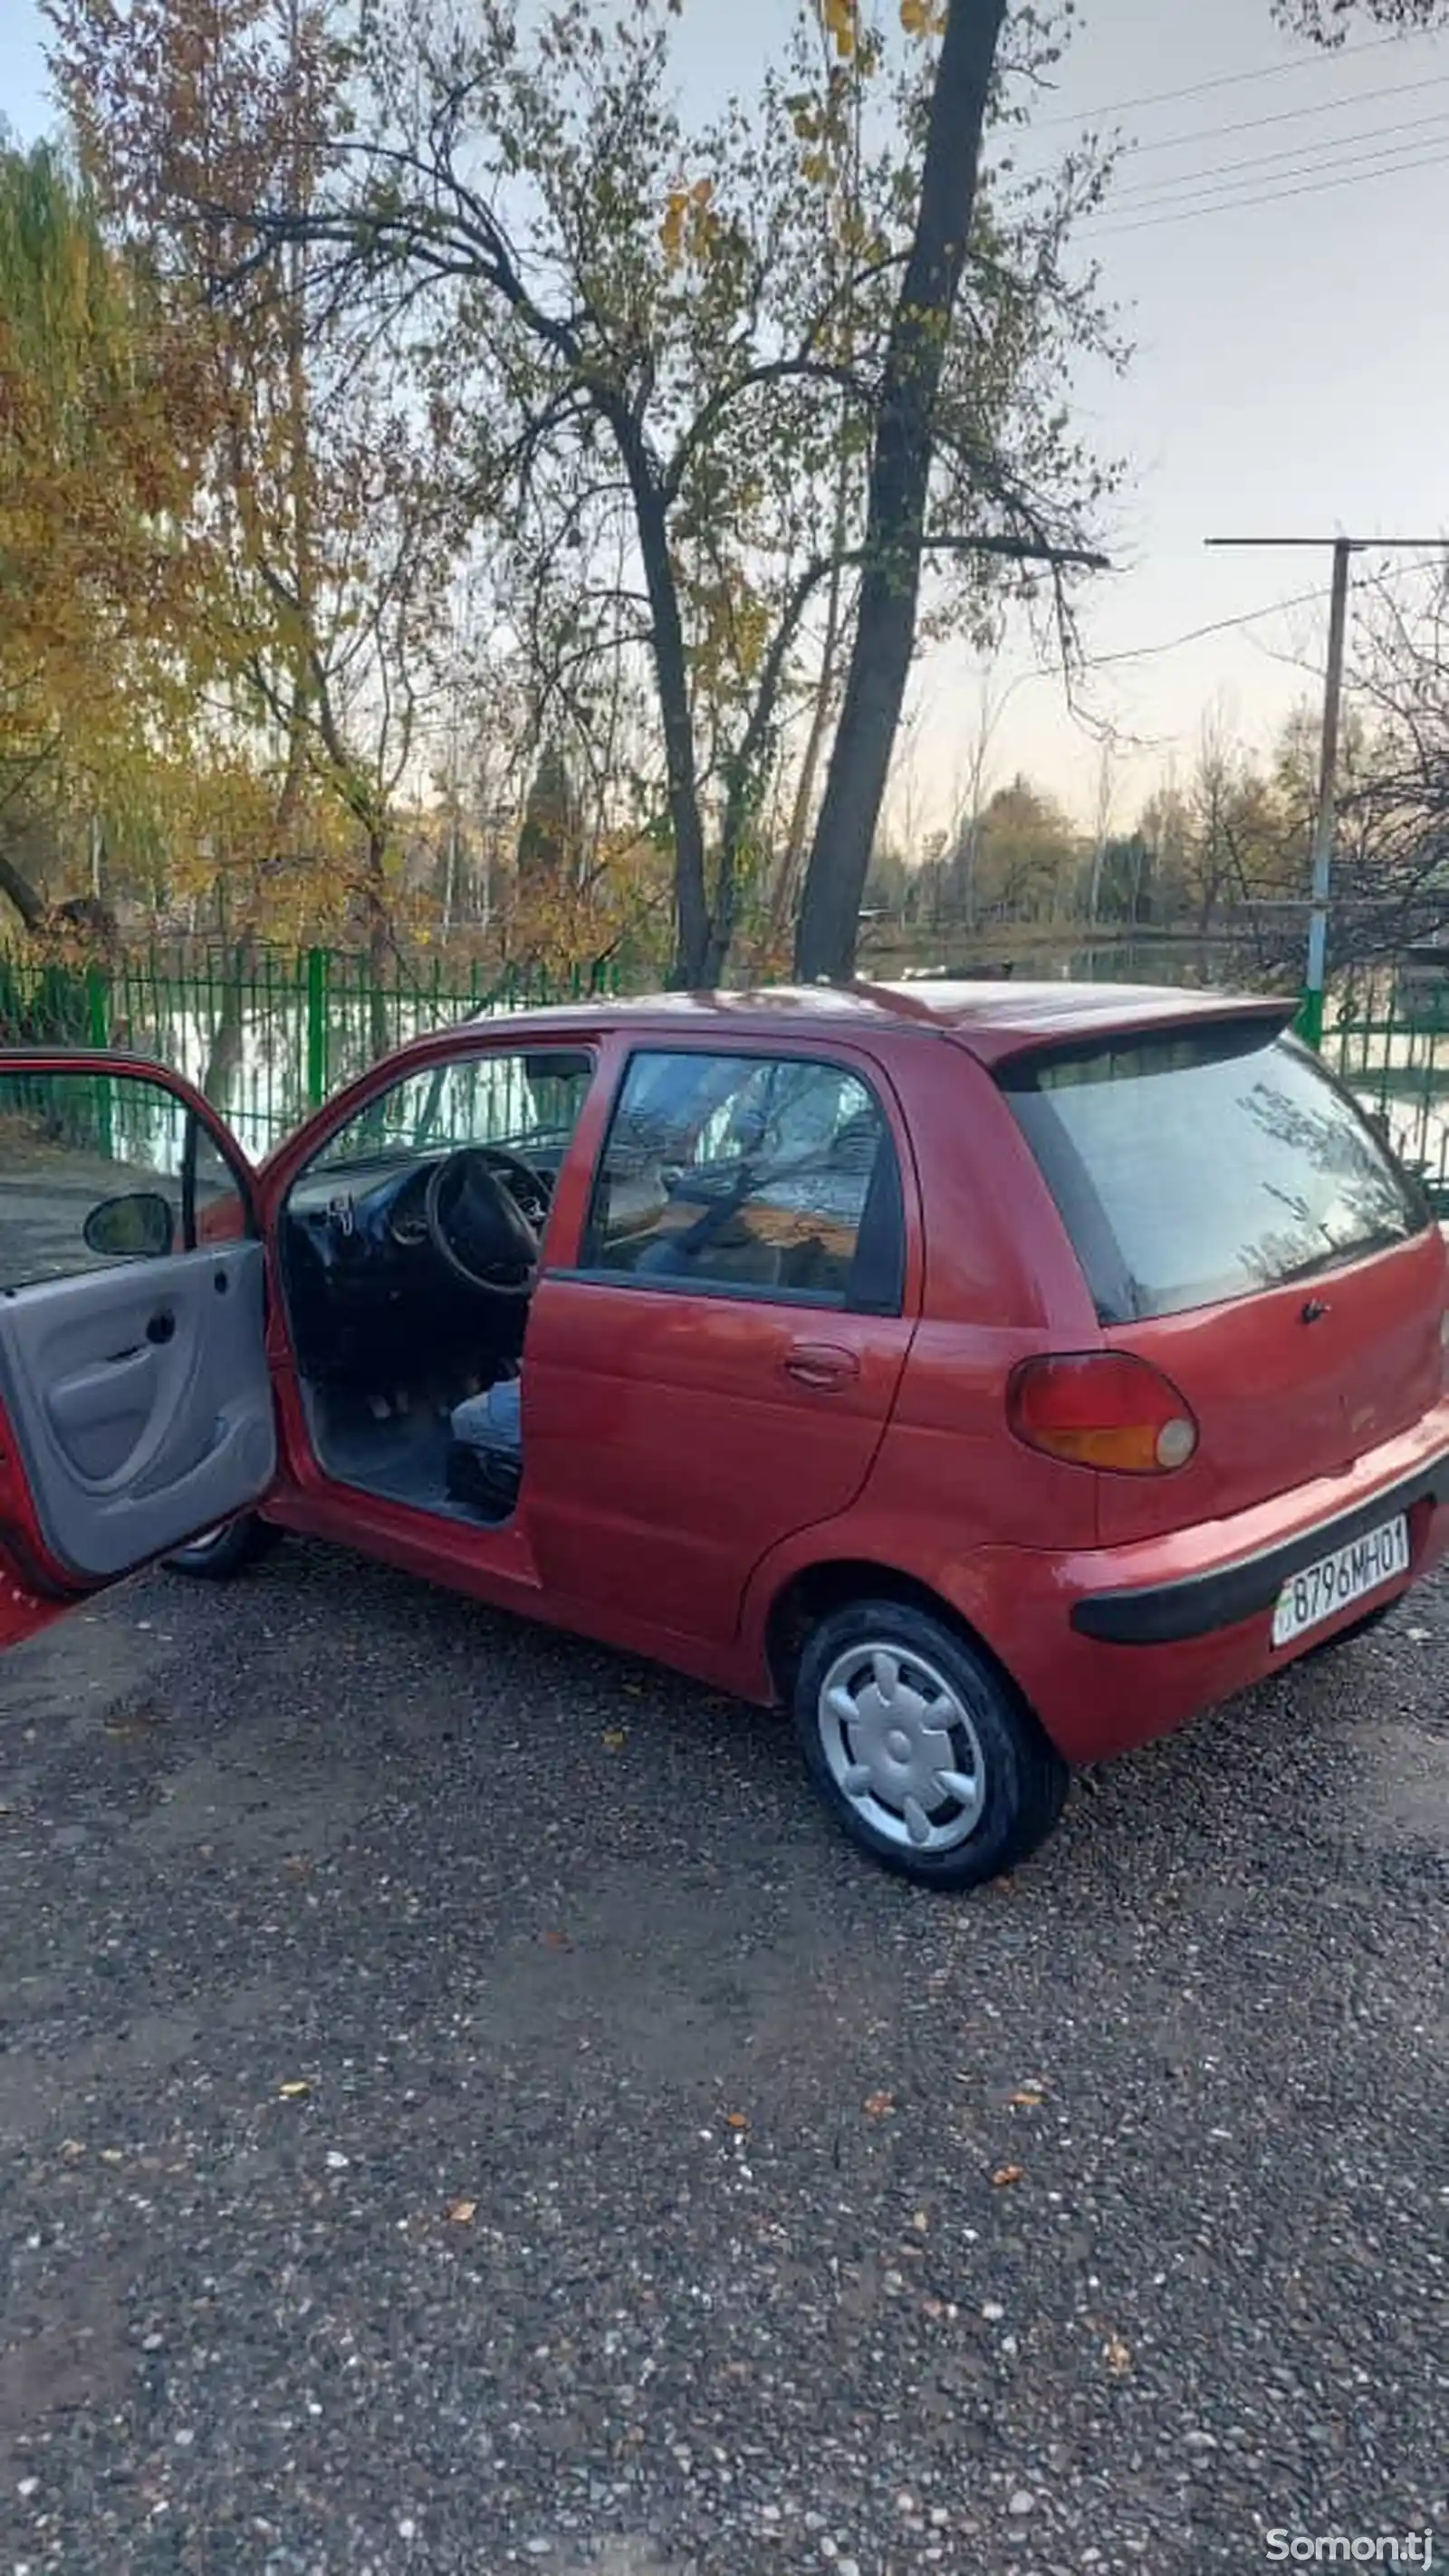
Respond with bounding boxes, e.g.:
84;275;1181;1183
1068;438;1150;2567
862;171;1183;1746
446;1376;523;1516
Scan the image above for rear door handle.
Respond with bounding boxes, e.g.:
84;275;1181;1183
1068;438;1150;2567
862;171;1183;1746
782;1341;860;1391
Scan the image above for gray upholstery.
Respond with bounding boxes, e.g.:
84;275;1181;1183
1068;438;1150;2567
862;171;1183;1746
450;1376;523;1457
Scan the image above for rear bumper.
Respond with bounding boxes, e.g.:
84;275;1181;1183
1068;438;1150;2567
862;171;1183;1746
1070;1448;1449;1646
961;1401;1449;1765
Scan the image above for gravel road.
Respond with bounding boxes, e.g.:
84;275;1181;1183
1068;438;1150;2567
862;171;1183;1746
1;1539;1445;2576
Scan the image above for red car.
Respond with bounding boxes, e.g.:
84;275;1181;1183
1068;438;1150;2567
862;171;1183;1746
2;983;1445;1889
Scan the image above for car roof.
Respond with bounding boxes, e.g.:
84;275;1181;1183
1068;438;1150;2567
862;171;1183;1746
465;979;1292;1065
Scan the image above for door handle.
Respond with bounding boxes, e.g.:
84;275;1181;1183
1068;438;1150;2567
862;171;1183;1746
782;1341;860;1391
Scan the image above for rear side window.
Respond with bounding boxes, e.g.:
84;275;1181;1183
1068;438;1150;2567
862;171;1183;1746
581;1049;906;1312
1003;1022;1430;1324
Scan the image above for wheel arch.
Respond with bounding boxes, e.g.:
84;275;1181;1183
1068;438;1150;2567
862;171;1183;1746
763;1556;1022;1708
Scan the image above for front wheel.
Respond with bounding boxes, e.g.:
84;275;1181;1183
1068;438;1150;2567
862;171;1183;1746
163;1513;283;1581
793;1600;1069;1891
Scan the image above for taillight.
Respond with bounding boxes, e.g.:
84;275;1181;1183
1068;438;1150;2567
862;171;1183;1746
1008;1352;1199;1475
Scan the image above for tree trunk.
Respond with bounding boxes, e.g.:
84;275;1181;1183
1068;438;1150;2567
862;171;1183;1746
203;937;254;1114
794;0;1009;982
619;436;711;986
0;846;48;935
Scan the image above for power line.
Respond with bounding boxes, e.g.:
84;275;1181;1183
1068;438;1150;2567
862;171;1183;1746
1114;67;1449;159
1080;552;1444;673
1105;103;1449;207
1085;138;1449;235
1030;29;1428;130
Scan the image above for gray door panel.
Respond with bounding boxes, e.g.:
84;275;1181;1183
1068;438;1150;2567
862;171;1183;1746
0;1242;275;1578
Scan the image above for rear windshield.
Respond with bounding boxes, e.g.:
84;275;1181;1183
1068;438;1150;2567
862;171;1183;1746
1003;1020;1430;1324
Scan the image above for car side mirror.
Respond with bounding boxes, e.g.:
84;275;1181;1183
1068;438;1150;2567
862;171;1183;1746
82;1189;175;1259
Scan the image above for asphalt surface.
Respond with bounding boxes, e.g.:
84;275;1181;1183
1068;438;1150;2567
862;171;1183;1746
1;1540;1445;2576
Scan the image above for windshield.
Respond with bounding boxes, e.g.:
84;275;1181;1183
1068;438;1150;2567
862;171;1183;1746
1003;1021;1430;1324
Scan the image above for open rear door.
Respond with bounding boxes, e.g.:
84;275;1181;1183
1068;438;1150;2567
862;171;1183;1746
0;1050;275;1651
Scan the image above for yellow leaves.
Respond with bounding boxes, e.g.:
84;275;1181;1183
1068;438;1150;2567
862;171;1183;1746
821;0;859;60
863;2090;896;2119
725;2111;749;2131
446;2197;477;2225
601;1727;628;1751
1103;2335;1133;2377
900;0;948;34
659;176;720;272
277;2079;312;2100
990;2162;1025;2188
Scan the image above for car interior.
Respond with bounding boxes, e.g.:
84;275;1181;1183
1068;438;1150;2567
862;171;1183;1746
277;1043;904;1528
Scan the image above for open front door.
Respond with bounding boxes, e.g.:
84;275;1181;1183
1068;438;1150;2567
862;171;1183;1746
0;1051;275;1651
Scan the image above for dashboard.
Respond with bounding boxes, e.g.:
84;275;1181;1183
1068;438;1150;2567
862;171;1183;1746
281;1143;566;1386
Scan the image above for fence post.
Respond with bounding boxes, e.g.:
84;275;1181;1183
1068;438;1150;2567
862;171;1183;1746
84;962;112;1050
305;947;331;1108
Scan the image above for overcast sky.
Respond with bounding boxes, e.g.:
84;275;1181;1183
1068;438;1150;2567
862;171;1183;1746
5;0;1449;841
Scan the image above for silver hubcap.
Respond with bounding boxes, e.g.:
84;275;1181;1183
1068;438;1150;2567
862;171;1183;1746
817;1642;987;1853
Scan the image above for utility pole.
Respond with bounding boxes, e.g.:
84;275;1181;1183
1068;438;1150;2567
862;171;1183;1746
1204;535;1444;1048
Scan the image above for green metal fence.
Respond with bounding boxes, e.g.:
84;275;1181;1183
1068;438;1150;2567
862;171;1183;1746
5;939;1449;1209
1320;966;1449;1213
0;943;620;1162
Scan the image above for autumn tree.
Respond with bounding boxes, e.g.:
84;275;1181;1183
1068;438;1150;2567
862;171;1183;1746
0;138;211;937
164;0;1115;986
50;0;465;998
965;774;1080;923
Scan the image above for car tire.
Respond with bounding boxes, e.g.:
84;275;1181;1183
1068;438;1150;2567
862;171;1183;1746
793;1598;1070;1891
163;1513;283;1581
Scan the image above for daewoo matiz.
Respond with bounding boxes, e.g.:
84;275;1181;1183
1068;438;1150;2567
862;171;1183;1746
2;981;1445;1889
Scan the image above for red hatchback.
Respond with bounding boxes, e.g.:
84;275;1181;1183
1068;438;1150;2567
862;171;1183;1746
2;982;1446;1889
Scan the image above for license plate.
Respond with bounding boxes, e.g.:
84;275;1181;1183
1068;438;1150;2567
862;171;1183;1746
1271;1514;1410;1648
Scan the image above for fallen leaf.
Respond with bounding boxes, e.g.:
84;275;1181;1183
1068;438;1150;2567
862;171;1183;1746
277;2081;311;2100
725;2111;749;2131
100;2148;124;2164
282;1854;313;1879
910;2208;929;2231
1103;2335;1132;2375
990;2163;1024;2188
863;2091;895;2119
1008;2088;1044;2108
539;1928;571;1951
446;2198;477;2225
601;1728;628;1751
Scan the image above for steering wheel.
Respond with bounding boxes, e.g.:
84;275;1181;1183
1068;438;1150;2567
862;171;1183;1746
424;1146;549;1298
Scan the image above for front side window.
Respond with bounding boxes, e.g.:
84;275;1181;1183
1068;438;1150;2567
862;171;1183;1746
1003;1022;1429;1324
582;1050;905;1311
0;1065;247;1291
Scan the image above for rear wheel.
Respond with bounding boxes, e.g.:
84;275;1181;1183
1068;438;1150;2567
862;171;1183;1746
793;1599;1069;1891
163;1513;283;1581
